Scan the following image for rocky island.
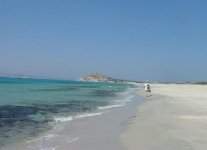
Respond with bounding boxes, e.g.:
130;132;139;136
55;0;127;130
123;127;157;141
79;73;114;82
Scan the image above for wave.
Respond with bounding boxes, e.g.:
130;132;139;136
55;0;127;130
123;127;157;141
75;112;103;119
114;95;134;103
40;147;56;150
54;112;104;122
54;117;73;122
98;104;125;110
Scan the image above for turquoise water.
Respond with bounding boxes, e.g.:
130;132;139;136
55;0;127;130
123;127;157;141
0;77;131;147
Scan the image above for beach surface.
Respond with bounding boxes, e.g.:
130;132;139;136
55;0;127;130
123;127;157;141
121;84;207;150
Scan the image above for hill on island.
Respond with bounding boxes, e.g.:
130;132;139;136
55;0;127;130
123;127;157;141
79;73;125;82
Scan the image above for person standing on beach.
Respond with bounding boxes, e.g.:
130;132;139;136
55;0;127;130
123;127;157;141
144;80;151;97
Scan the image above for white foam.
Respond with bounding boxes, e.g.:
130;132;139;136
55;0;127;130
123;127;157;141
40;147;56;150
67;137;79;143
54;116;73;122
98;104;124;110
75;112;103;119
44;134;56;139
26;133;61;144
100;94;134;110
43;134;61;139
54;112;104;122
114;95;134;103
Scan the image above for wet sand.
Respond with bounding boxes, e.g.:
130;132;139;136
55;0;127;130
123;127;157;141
121;84;207;150
55;91;143;150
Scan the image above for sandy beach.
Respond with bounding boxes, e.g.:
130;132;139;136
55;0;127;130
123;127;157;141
121;84;207;150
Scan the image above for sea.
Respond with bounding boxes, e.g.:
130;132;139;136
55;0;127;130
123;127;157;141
0;77;136;149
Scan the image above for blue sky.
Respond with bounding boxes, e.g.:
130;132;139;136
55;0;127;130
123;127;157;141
0;0;207;82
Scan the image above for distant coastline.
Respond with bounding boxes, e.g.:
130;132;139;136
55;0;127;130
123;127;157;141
78;72;141;83
0;72;206;85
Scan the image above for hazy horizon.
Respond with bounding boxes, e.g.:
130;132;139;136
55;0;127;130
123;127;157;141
0;71;206;83
1;0;207;82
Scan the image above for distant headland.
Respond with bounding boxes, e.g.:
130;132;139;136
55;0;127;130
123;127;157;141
79;72;139;83
79;73;114;82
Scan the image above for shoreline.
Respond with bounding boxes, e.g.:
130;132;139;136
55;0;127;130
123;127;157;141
121;84;207;150
5;86;143;150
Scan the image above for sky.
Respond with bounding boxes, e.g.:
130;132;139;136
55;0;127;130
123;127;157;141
0;0;207;82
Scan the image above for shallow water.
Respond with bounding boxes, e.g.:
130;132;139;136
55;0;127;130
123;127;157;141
0;77;131;147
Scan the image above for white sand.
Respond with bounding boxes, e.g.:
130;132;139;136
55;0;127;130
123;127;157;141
121;84;207;150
